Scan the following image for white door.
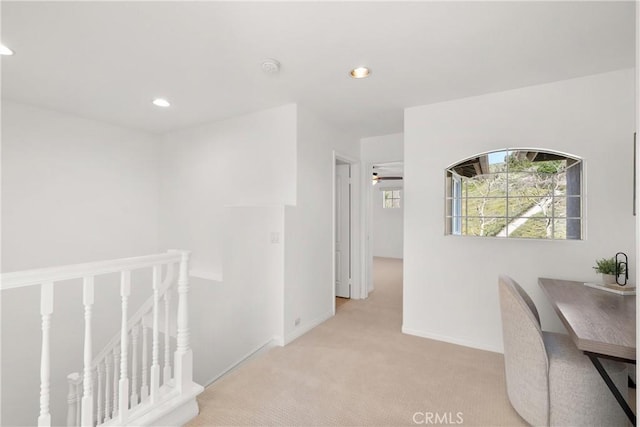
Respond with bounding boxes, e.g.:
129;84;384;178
335;163;351;298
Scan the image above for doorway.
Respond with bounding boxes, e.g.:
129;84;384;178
371;162;404;260
364;161;404;296
332;151;361;315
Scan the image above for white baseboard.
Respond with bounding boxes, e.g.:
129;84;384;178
272;334;285;347
401;326;502;354
284;310;333;345
202;338;279;388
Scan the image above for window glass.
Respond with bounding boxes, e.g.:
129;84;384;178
383;190;401;209
445;149;582;240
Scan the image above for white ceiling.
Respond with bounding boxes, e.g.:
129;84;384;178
1;1;635;138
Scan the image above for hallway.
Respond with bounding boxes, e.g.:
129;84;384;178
188;257;524;426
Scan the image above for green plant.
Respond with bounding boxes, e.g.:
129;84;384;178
593;257;626;275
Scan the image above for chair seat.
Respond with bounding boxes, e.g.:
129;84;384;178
543;332;628;427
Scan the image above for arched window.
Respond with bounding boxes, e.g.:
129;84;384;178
445;149;582;240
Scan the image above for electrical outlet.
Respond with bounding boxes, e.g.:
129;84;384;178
270;232;280;244
294;317;301;326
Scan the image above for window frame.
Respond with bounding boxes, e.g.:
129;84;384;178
451;174;462;235
444;148;583;240
382;189;401;209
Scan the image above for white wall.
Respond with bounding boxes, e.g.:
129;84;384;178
158;104;295;386
283;106;359;342
2;101;160;271
160;103;360;373
361;133;404;165
158;104;296;277
372;184;404;259
1;101;161;426
189;206;284;386
403;69;636;353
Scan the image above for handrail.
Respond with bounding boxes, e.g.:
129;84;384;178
0;253;181;290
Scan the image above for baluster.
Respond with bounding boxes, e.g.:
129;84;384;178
81;277;94;427
174;251;193;392
75;378;81;427
38;282;53;427
163;292;171;386
112;345;119;417
104;357;112;421
130;324;139;407
150;265;161;402
66;373;80;426
141;324;149;401
96;362;104;425
119;271;130;423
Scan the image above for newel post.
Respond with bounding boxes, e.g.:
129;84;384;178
38;282;53;427
173;250;193;392
80;277;94;427
118;271;131;423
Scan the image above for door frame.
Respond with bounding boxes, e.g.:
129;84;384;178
332;151;361;315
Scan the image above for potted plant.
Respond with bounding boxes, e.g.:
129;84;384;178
593;257;626;284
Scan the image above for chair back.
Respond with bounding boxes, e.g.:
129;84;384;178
498;275;549;426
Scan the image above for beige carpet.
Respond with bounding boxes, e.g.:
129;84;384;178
188;257;527;426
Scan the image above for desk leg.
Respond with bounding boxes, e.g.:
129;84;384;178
586;353;636;426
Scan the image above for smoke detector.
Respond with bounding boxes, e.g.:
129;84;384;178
261;58;281;74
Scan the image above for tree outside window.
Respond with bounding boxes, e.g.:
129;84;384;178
445;149;582;240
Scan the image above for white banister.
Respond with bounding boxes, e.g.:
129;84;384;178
89;261;176;367
38;282;53;427
130;324;139;407
66;379;74;427
1;251;200;426
104;356;112;422
77;377;82;427
66;373;81;427
81;277;94;427
163;292;171;386
112;345;119;418
96;363;104;425
1;252;181;290
141;324;149;401
150;265;160;403
119;271;130;424
173;251;193;392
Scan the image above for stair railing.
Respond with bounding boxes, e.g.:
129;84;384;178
0;250;195;427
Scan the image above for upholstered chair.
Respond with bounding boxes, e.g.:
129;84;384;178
498;275;628;426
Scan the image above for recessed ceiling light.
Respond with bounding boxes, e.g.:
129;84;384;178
350;67;370;79
152;98;171;108
0;45;14;56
